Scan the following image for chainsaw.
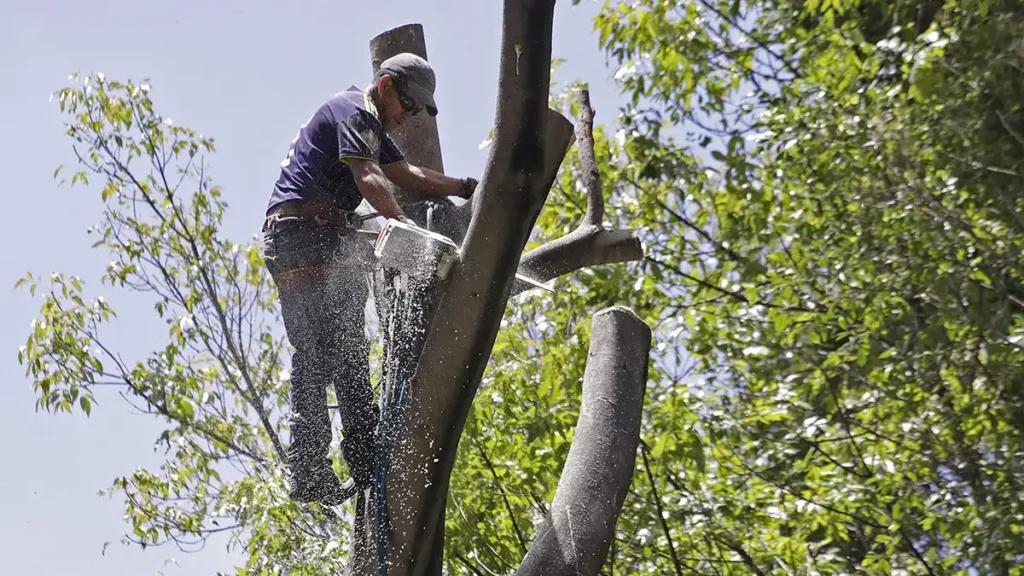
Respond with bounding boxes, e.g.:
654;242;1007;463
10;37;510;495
372;218;553;291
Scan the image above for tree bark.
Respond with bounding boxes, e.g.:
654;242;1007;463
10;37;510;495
377;2;564;574
515;306;651;576
356;11;648;576
513;225;644;295
511;89;643;295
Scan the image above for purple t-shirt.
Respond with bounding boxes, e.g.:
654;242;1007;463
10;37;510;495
268;86;405;213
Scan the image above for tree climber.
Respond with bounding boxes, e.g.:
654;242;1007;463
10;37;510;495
261;53;478;505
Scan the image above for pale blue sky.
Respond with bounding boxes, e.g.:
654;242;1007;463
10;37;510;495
0;0;626;573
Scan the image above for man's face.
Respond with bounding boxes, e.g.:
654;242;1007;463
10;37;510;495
377;75;422;132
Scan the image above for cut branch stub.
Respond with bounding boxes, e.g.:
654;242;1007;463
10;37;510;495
576;89;603;227
511;87;644;294
515;306;651;576
370;23;445;204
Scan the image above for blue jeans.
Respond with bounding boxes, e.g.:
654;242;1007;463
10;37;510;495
262;218;378;487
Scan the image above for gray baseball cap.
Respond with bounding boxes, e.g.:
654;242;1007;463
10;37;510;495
379;53;438;117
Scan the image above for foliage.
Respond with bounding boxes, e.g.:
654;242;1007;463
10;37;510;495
19;75;350;575
21;1;1024;574
607;0;1023;573
446;0;1024;575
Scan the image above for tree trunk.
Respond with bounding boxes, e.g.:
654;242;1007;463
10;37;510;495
515;306;651;576
371;3;563;574
353;5;649;575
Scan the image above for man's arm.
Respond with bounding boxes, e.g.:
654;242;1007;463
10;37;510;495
347;157;408;221
381;161;473;199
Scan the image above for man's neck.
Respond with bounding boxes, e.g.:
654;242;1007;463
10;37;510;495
365;85;382;109
361;84;385;123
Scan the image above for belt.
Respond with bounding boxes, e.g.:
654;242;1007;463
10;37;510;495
263;201;358;230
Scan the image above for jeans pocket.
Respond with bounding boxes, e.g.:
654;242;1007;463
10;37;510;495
264;224;339;275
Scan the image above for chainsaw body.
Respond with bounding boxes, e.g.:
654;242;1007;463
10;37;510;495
373;218;459;282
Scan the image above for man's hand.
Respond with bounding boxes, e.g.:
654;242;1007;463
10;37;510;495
458;177;479;199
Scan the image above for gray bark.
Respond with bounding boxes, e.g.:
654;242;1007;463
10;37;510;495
354;8;648;576
515;306;651;576
513;226;644;295
511;90;643;295
379;2;564;573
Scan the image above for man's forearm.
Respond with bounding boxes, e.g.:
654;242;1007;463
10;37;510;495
354;165;406;220
400;164;463;197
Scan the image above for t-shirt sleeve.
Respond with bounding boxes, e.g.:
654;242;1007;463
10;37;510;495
335;109;385;162
379;133;405;165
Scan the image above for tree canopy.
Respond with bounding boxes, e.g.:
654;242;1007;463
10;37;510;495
447;0;1024;574
19;0;1024;575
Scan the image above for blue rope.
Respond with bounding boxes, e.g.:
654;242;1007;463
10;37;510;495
372;207;439;576
373;275;431;576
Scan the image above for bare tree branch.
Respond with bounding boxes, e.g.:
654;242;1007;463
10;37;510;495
477;443;529;554
511;88;644;294
379;4;571;571
514;227;644;295
639;443;684;576
576;89;603;227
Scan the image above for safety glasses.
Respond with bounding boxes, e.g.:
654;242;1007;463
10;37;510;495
396;88;423;117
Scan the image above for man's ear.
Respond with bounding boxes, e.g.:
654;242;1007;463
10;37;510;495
377;74;392;96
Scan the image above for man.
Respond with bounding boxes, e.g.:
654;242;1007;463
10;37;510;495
262;53;478;505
